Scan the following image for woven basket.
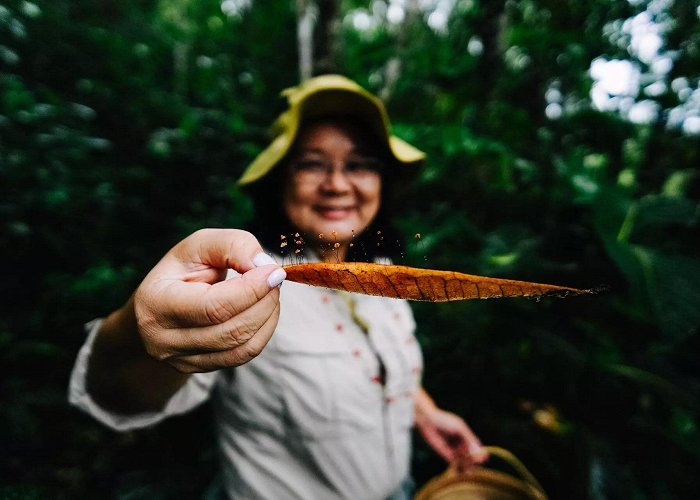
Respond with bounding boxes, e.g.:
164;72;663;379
415;446;548;500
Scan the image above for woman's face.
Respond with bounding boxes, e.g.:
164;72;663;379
283;121;382;257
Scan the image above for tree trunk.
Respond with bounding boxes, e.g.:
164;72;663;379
314;0;340;75
296;0;340;81
296;0;316;81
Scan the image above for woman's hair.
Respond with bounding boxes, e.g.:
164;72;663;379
244;116;408;263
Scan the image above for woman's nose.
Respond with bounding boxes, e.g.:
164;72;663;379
320;167;352;192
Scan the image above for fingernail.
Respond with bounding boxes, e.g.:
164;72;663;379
253;252;276;267
267;268;286;288
471;446;488;462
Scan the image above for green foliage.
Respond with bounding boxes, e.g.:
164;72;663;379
2;0;698;498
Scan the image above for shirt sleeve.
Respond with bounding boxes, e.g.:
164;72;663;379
68;319;218;431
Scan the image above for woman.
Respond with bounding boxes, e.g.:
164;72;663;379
69;75;486;499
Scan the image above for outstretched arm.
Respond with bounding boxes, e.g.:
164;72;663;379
85;228;286;414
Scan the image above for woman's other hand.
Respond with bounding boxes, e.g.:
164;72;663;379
133;228;285;373
414;388;488;471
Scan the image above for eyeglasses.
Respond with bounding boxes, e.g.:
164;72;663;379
289;157;383;184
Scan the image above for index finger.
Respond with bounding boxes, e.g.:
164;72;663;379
173;228;267;274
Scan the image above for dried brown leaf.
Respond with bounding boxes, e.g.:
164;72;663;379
283;262;599;302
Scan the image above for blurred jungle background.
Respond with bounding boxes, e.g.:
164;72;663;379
2;0;699;498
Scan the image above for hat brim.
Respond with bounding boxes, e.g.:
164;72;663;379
237;83;425;186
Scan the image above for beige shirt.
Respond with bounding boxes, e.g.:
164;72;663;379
69;267;423;500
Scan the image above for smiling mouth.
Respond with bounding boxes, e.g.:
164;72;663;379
315;206;356;220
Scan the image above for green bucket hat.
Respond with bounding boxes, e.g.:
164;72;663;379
237;74;425;186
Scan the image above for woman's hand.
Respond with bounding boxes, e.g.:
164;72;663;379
133;228;286;373
415;388;488;471
87;228;286;413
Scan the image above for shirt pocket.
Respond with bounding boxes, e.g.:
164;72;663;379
273;339;381;441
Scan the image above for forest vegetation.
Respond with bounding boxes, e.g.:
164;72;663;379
1;0;699;498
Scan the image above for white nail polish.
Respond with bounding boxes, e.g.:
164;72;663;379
253;252;276;267
267;268;286;288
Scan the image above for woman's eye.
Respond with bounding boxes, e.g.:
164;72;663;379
294;160;326;172
346;159;382;173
